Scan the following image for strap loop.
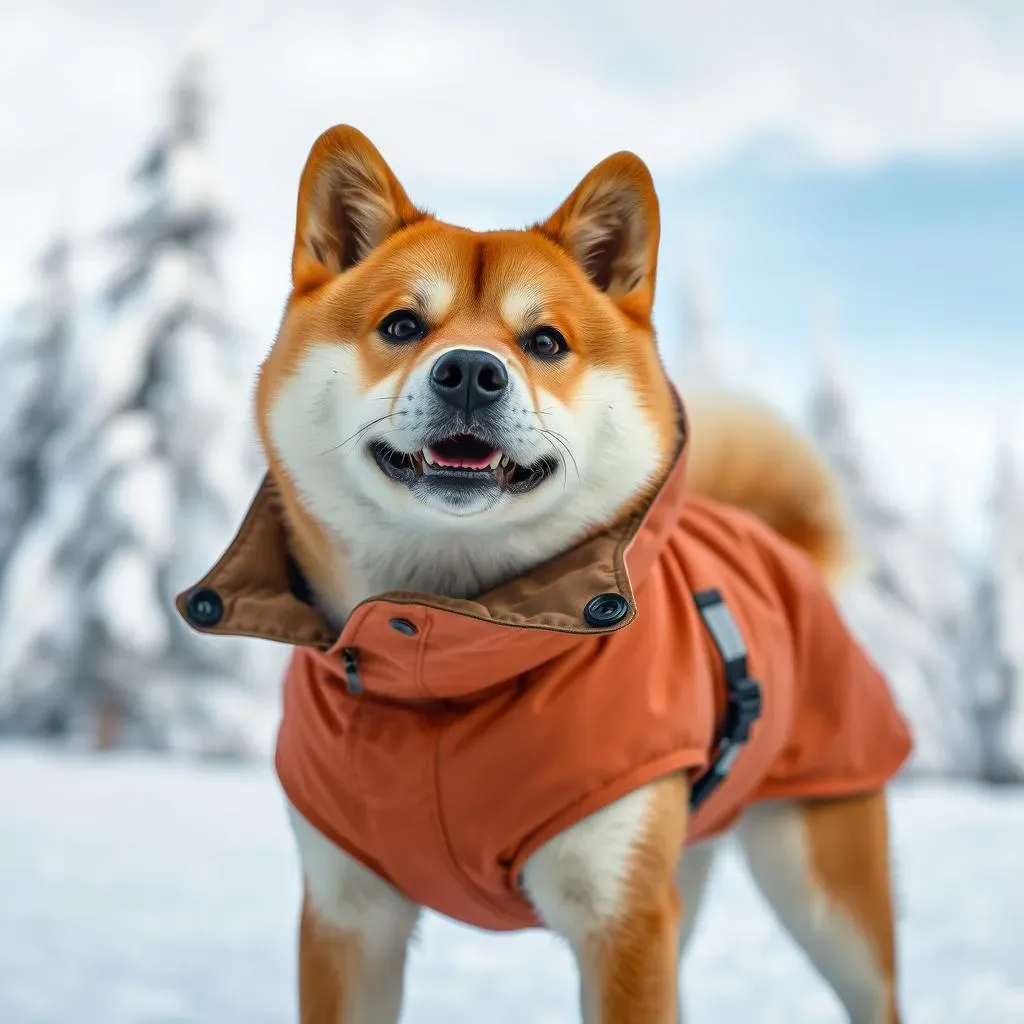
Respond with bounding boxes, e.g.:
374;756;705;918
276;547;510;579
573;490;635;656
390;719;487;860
689;589;763;811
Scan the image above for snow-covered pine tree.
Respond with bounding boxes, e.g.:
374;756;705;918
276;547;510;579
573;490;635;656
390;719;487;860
0;237;73;583
915;478;976;767
0;52;271;756
969;437;1024;782
805;328;899;539
678;269;729;392
807;333;970;775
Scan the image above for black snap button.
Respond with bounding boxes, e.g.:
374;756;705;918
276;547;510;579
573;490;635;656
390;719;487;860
185;587;223;627
389;617;418;637
583;592;629;627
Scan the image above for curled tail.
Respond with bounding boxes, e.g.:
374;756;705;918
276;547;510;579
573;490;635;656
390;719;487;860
684;391;853;584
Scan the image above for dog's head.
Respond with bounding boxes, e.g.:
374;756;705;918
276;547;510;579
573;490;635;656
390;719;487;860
257;126;678;605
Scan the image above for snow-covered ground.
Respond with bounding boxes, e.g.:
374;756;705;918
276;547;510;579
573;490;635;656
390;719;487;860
2;745;1022;1024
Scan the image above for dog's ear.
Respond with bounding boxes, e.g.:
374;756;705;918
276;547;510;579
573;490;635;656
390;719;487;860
291;125;427;293
538;152;660;320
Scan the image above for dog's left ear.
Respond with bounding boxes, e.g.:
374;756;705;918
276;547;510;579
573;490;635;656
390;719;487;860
291;125;427;293
538;152;660;319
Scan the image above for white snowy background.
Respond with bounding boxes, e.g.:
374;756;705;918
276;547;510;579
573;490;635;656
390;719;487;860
0;2;1022;1021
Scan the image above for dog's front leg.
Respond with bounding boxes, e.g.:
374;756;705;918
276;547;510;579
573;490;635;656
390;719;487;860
289;805;420;1024
522;774;689;1024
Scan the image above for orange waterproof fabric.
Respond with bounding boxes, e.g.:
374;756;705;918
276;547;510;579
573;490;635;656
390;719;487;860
272;494;912;932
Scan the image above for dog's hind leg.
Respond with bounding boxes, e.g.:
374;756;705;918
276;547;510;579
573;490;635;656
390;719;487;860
736;791;901;1024
522;774;689;1023
289;805;420;1024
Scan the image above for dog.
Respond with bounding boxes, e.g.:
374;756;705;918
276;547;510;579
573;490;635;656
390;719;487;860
178;125;912;1023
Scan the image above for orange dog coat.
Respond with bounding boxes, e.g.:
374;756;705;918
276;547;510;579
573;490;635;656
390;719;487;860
179;434;912;931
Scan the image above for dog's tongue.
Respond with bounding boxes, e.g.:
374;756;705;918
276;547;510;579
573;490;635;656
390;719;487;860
428;445;496;470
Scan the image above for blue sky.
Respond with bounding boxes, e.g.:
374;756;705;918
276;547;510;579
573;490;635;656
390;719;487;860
665;150;1024;356
659;152;1024;543
1;0;1021;547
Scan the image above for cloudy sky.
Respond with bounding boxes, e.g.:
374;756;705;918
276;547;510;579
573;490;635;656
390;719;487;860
2;0;1022;546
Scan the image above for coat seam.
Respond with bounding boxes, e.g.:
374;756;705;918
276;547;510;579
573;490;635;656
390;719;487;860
431;723;531;921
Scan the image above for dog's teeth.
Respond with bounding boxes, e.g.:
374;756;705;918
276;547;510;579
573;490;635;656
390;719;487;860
499;453;512;468
487;450;503;471
422;449;436;466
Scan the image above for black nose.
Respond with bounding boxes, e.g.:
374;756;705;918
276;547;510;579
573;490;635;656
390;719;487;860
429;349;508;416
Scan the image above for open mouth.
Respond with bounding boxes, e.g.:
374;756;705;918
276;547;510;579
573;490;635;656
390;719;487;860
370;434;555;494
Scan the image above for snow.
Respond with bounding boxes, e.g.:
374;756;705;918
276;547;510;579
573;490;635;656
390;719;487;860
1;745;1022;1023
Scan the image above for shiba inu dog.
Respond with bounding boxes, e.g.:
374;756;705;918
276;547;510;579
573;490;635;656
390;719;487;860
180;125;911;1023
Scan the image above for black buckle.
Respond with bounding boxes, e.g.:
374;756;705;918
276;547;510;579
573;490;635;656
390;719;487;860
689;589;764;811
724;674;762;744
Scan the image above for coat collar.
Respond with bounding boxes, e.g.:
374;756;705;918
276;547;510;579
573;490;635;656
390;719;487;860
176;401;690;650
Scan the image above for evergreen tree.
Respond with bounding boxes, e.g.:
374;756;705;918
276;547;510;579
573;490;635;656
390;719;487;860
678;269;728;392
970;438;1024;782
917;482;976;767
0;237;73;582
0;53;269;755
807;334;970;775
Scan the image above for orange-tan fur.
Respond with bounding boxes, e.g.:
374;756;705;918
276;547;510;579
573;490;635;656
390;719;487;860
299;898;352;1024
685;391;854;584
578;775;689;1024
802;792;901;1023
257;125;901;1022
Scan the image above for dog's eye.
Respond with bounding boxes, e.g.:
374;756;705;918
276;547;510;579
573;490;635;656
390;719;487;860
379;309;426;343
526;327;568;359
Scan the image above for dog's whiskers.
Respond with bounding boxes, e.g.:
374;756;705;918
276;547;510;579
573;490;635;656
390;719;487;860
539;429;580;490
533;397;612;418
321;412;404;456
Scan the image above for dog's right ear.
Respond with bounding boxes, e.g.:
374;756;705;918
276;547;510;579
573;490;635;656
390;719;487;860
537;151;660;323
291;125;427;293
